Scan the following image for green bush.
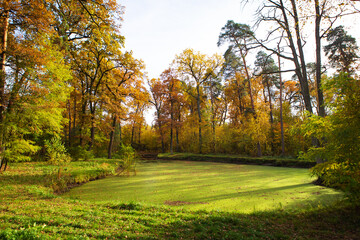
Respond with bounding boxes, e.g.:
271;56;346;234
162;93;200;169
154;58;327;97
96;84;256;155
115;144;137;175
68;146;94;161
44;137;71;165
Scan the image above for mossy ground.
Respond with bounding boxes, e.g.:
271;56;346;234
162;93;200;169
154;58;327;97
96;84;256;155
0;159;359;239
65;160;342;213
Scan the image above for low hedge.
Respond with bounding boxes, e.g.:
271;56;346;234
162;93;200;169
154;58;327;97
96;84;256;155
157;153;316;168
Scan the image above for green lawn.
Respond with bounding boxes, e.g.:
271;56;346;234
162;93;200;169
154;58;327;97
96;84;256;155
64;160;342;213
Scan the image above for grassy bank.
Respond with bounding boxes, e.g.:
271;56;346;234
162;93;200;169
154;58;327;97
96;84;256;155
158;153;315;168
0;160;359;239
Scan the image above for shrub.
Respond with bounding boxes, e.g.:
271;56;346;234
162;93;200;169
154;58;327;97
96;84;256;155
44;137;71;165
68;146;94;161
115;144;137;175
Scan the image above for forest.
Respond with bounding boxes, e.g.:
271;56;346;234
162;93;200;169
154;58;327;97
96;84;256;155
1;0;359;195
0;0;360;239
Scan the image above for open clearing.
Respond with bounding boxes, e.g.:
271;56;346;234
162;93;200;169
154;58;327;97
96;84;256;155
65;160;342;213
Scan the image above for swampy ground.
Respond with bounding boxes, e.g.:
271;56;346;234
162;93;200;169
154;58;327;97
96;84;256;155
65;160;342;213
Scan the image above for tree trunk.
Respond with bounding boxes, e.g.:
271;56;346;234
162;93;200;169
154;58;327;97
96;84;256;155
210;84;216;153
176;109;180;152
315;0;326;117
0;157;8;171
277;46;285;155
79;100;87;146
131;122;135;146
119;121;122;144
266;81;274;124
157;112;165;153
73;94;77;129
138;123;141;145
68;100;72;147
0;3;10;154
0;2;9;124
170;100;174;154
88;112;95;151
266;80;275;153
88;100;100;151
108;115;116;159
196;85;203;154
238;44;255;113
289;0;313;113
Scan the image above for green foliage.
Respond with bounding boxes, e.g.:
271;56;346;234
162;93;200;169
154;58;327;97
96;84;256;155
44;137;71;165
3;139;40;163
324;25;359;73
0;223;47;240
115;144;137;174
44;159;117;193
301;73;360;199
68;146;94;161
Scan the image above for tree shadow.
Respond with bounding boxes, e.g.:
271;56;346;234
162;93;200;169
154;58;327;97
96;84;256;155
150;203;360;240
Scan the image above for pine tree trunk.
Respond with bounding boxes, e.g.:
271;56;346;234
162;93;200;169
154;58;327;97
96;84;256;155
277;47;285;155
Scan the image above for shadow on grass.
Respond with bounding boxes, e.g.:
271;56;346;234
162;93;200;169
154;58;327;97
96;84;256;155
0;173;49;186
151;203;360;240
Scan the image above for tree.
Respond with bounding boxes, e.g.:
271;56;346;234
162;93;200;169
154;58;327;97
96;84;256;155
254;51;279;124
254;0;313;114
218;21;256;114
161;68;183;154
324;25;359;73
175;49;223;154
204;74;223;153
310;0;358;117
148;78;167;153
104;52;145;159
0;1;74;170
255;51;279;153
218;20;263;156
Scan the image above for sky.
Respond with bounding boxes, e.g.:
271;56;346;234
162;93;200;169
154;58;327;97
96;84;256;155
120;0;257;80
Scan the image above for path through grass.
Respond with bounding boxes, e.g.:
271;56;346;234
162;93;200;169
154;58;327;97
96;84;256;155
65;160;342;213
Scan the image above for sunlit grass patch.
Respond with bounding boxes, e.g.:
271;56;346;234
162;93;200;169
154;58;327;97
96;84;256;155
65;160;342;213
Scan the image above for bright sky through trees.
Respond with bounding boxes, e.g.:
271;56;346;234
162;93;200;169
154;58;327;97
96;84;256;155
121;0;360;80
121;0;257;79
120;0;360;124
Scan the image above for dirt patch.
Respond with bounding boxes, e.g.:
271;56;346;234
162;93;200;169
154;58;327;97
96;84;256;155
164;200;208;206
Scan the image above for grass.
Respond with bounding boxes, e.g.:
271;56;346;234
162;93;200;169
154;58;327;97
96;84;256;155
65;160;342;213
0;159;359;239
